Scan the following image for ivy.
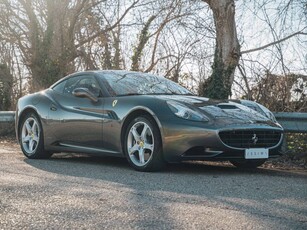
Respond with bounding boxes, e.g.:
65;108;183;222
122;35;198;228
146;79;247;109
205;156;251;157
31;19;65;89
131;15;156;71
200;49;234;99
0;64;13;110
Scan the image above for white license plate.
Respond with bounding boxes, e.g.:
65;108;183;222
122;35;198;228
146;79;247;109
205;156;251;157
245;148;269;159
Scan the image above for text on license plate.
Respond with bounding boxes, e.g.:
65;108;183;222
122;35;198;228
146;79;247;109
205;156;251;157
245;148;268;159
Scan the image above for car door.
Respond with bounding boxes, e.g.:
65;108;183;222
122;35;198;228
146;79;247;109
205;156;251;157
48;73;104;149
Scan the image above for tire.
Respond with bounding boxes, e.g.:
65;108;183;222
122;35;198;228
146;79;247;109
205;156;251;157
124;115;165;172
19;112;52;159
230;159;266;169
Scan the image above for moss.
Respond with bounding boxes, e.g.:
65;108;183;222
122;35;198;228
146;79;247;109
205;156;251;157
30;16;69;89
131;16;156;71
0;64;13;110
200;49;235;99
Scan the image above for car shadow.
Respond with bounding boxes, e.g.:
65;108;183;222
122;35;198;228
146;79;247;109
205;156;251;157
24;153;306;179
23;154;307;229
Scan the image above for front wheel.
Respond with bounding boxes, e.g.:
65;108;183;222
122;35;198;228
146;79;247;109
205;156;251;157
19;113;52;159
230;159;266;169
124;116;165;172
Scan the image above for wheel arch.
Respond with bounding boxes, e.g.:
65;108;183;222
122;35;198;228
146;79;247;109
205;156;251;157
17;107;41;143
120;107;164;154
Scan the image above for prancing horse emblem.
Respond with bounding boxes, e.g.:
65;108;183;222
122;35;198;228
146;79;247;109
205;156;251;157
252;134;258;145
112;100;118;107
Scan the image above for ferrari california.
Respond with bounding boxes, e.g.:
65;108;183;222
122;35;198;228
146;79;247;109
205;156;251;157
15;70;283;171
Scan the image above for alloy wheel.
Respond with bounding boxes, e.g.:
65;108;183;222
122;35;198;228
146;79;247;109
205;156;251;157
127;121;154;167
21;117;40;155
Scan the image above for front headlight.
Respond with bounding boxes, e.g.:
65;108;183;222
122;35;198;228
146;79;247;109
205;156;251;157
167;101;209;122
257;103;277;122
240;100;277;123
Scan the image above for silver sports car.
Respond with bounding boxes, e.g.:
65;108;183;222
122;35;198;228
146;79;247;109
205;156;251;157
15;70;283;171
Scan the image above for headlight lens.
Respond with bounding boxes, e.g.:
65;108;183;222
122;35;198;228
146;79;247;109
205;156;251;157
265;111;277;122
257;103;277;122
167;101;209;122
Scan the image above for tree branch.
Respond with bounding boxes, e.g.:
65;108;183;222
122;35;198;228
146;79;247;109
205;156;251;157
241;31;307;54
75;0;139;48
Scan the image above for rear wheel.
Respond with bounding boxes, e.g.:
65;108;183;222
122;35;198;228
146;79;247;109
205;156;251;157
19;113;52;159
230;159;266;169
124;116;165;172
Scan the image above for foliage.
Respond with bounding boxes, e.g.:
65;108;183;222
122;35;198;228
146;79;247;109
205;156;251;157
284;133;307;160
0;64;13;110
131;15;157;71
0;0;305;106
248;72;307;112
199;50;234;99
31;26;62;88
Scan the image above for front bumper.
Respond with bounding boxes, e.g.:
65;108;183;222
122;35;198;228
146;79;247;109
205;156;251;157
160;120;283;163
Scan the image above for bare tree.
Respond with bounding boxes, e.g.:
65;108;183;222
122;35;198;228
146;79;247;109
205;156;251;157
249;72;307;112
0;0;139;91
198;0;306;99
0;0;305;105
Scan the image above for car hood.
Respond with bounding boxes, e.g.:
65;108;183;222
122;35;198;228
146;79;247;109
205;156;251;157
155;95;279;127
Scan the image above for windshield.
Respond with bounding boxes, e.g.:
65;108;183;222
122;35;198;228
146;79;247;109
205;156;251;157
99;71;193;96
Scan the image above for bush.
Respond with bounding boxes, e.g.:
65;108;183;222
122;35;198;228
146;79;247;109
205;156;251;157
283;133;307;160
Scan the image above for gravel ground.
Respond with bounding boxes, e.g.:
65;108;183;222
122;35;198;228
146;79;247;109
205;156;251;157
0;138;307;229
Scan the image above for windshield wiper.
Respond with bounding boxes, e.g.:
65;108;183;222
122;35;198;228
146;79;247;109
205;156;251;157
116;92;195;96
145;92;195;96
116;93;142;96
180;93;195;96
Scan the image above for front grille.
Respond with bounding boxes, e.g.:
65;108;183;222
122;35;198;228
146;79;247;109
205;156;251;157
219;130;282;148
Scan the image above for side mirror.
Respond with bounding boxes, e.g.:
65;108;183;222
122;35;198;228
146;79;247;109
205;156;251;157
72;88;98;102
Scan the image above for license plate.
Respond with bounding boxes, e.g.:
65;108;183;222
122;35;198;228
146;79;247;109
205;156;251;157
245;148;268;159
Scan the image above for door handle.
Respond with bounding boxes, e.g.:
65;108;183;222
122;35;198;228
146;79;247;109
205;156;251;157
50;104;57;111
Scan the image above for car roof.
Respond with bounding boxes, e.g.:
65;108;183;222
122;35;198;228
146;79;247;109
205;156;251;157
80;70;147;76
70;70;156;80
49;70;157;89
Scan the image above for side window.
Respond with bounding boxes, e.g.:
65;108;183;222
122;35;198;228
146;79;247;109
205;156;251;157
63;75;101;97
52;80;66;94
63;76;82;95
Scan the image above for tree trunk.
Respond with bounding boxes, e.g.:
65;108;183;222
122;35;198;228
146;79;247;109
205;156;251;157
200;0;240;99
